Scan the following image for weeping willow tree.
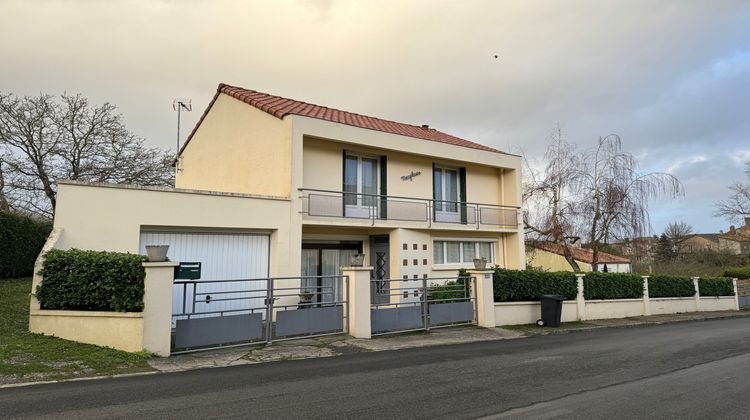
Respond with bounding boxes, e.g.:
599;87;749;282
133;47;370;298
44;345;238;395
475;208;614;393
524;129;683;272
576;134;683;271
523;127;583;272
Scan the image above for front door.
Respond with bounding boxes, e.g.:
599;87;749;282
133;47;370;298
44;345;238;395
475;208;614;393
370;236;390;304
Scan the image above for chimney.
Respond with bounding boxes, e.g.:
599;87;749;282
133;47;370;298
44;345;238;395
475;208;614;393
421;124;429;129
730;225;736;234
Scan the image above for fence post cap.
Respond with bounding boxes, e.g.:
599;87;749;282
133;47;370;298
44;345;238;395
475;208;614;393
142;261;179;268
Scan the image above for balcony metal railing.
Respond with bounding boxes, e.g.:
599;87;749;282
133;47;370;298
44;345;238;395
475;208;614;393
299;188;519;229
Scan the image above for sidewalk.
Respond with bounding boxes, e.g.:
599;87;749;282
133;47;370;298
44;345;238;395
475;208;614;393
147;309;750;373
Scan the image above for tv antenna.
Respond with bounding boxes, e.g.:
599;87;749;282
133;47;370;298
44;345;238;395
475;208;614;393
173;98;192;152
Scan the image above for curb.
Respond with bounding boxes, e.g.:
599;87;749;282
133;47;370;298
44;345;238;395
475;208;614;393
0;370;160;390
511;312;750;337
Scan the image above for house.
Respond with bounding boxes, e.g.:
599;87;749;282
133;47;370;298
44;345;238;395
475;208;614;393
682;234;721;253
717;218;750;255
49;83;524;304
609;236;657;264
680;219;750;256
526;240;632;273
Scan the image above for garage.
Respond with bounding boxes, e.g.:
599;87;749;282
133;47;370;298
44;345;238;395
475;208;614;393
138;230;271;321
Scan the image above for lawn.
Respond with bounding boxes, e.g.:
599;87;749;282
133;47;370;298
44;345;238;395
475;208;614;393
0;278;153;385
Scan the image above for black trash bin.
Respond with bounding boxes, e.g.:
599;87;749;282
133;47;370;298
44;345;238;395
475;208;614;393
537;295;565;327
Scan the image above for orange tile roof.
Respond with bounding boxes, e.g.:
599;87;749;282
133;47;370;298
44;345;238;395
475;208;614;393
179;83;507;156
527;241;631;264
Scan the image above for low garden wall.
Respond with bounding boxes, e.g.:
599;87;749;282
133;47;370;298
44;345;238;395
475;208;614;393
493;269;739;326
29;310;144;352
30;246;176;355
649;297;695;315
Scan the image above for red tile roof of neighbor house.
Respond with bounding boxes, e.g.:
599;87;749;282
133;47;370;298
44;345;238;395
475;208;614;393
179;83;507;156
526;241;631;264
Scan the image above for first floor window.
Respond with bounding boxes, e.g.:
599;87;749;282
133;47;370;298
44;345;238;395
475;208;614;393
433;240;495;265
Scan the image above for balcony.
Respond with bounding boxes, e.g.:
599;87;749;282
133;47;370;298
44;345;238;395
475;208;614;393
300;188;519;230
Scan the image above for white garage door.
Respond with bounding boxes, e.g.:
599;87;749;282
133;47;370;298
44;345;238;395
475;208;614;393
139;231;270;321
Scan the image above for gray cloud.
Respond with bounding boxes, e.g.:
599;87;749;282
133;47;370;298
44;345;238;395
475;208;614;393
1;0;748;233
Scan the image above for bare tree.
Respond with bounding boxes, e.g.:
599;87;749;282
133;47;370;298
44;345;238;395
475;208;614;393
663;221;693;255
523;126;582;272
576;135;683;271
0;92;174;217
524;129;683;272
0;157;9;211
715;161;750;223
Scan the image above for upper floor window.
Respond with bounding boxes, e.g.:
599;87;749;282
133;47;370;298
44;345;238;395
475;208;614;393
344;153;379;212
434;166;462;211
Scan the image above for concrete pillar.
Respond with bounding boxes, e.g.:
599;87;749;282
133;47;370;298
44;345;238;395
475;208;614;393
733;278;740;311
341;266;373;339
142;261;179;357
576;274;586;321
692;277;701;312
642;276;651;316
469;270;496;328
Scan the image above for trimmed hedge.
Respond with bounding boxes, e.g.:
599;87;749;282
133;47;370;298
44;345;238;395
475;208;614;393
583;272;643;300
0;211;52;278
493;268;577;302
698;277;735;297
37;249;147;312
724;266;750;280
647;275;695;298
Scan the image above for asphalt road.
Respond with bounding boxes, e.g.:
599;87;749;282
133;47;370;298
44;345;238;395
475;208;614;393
2;317;750;419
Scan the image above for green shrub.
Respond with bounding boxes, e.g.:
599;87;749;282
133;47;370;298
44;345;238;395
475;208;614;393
429;269;471;303
493;268;577;302
429;281;468;302
724;266;750;280
647;275;695;298
36;249;147;312
583;272;643;300
0;211;52;278
698;277;734;297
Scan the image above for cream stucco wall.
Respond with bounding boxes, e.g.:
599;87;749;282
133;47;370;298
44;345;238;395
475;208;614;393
29;310;144;352
176;93;293;197
302;136;511;205
526;248;592;272
53;181;298;278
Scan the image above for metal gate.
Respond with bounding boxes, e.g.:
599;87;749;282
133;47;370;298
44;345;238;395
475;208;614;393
370;276;477;336
171;275;348;353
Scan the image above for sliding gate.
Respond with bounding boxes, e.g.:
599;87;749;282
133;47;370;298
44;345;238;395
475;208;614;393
370;276;477;335
171;275;348;353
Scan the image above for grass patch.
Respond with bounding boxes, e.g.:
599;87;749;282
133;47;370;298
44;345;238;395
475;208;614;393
0;278;153;385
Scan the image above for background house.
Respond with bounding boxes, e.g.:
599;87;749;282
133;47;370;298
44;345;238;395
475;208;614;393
526;240;632;273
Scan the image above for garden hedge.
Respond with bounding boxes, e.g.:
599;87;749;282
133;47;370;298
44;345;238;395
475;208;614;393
647;275;695;298
698;277;735;297
36;249;147;312
0;211;52;278
724;266;750;279
493;268;577;302
583;272;643;300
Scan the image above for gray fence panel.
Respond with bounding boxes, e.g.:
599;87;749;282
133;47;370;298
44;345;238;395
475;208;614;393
429;301;473;326
739;296;750;308
175;313;263;348
371;305;422;333
275;306;343;337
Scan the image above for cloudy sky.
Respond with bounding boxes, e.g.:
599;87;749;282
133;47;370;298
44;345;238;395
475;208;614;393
2;0;749;233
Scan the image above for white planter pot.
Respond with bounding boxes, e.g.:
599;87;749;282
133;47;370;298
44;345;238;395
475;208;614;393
145;245;169;262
